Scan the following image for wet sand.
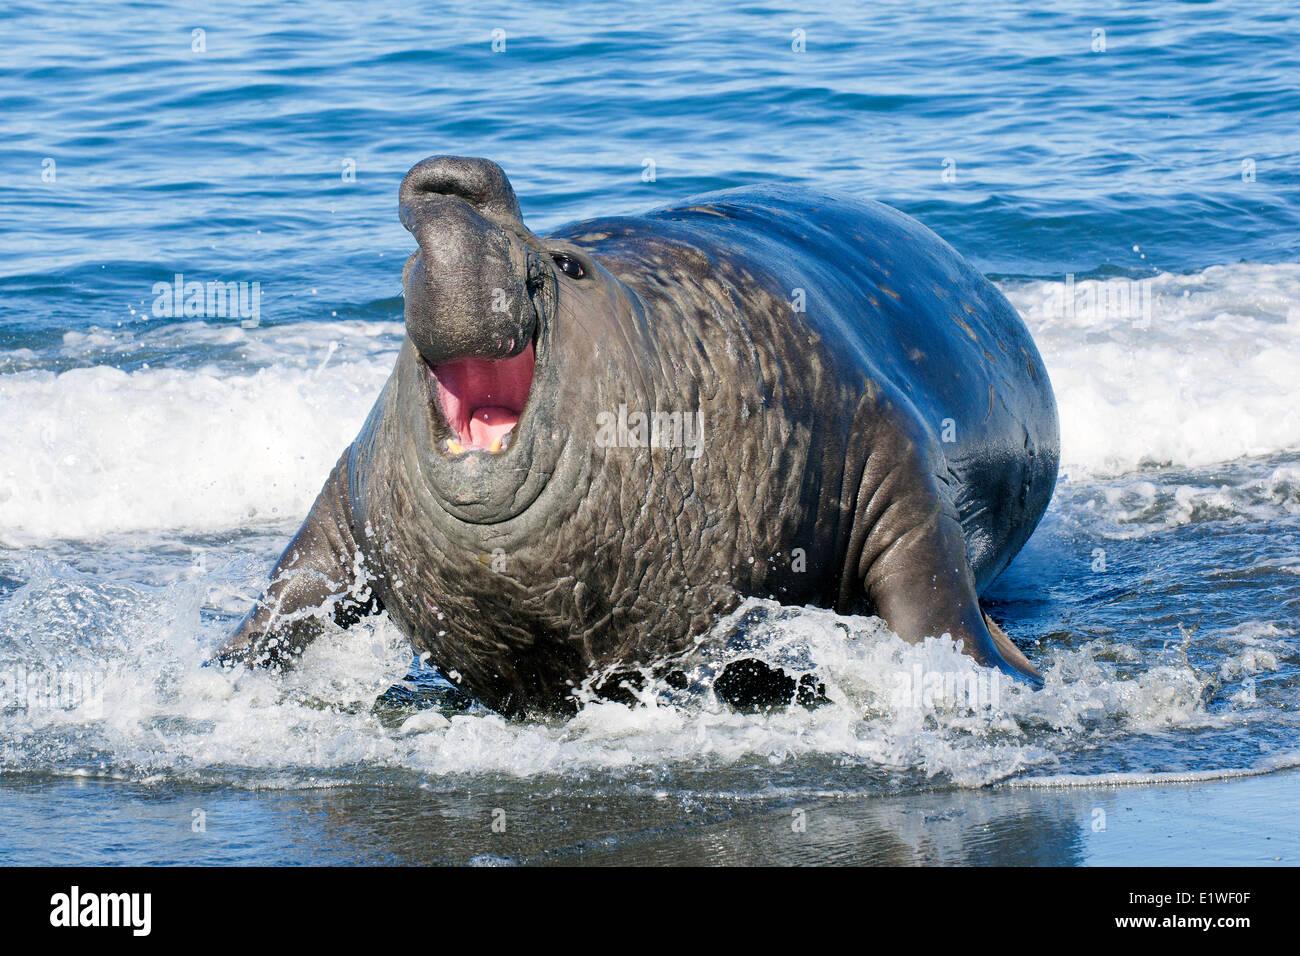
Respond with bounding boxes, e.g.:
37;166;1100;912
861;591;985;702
2;768;1295;866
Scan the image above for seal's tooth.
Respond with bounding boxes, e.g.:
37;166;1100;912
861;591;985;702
488;436;503;453
445;438;466;455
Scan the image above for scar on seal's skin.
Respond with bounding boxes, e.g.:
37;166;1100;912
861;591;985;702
951;313;979;341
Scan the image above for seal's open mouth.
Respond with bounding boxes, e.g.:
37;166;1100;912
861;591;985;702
429;342;535;453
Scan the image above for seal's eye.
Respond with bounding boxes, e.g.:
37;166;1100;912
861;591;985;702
551;253;584;279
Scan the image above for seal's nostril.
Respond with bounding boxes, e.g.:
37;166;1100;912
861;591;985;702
399;155;524;232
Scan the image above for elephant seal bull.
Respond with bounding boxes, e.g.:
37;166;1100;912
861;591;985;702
218;155;1060;716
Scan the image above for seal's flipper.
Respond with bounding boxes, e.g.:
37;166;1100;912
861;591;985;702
213;452;377;669
863;528;1043;688
713;658;829;712
983;612;1041;683
851;422;1043;688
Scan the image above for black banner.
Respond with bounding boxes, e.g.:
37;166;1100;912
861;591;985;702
0;866;1282;941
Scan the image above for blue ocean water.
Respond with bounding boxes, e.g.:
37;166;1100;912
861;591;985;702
3;0;1298;340
1;1;1299;864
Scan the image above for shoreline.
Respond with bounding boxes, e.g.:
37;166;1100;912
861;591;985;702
2;767;1295;866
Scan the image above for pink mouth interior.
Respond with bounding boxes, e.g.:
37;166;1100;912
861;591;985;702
430;342;535;450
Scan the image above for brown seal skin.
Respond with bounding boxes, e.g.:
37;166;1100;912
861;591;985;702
216;155;1060;717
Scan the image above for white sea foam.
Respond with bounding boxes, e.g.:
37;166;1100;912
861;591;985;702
0;321;400;543
0;262;1297;541
1002;751;1300;790
2;579;1276;788
1003;262;1300;478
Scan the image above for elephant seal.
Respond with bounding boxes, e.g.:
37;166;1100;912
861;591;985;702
217;155;1059;716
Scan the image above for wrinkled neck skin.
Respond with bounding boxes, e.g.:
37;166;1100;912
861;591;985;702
384;258;659;531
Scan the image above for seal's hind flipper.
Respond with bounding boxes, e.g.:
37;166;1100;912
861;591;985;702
983;612;1042;685
850;417;1043;688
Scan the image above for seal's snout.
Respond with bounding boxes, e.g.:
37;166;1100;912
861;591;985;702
400;157;541;455
399;155;539;368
